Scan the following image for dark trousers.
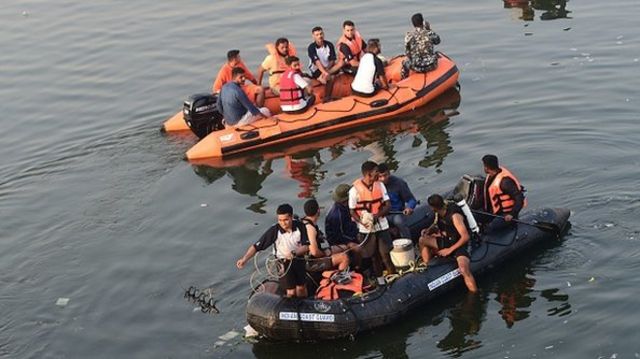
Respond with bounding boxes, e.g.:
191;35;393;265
357;230;396;277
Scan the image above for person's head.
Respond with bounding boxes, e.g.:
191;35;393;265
342;20;356;39
482;154;500;175
427;194;446;216
361;160;379;184
304;199;320;218
275;37;290;56
366;39;380;54
411;13;424;28
276;203;294;231
227;49;241;66
377;163;390;184
312;26;325;43
285;55;301;70
332;183;350;204
231;67;246;84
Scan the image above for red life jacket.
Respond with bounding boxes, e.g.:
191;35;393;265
315;270;364;300
352;179;384;217
484;167;527;214
279;69;304;107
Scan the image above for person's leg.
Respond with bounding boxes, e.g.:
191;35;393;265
279;262;297;298
390;214;412;239
324;75;335;102
418;235;438;264
377;230;396;274
293;260;308;298
255;86;265;107
456;255;478;293
331;252;349;271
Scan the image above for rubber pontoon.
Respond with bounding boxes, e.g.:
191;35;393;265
245;176;571;341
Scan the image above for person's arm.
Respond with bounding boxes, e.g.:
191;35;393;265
240;61;257;84
306;223;323;257
216;92;223;113
348;187;362;224
400;180;417;214
376;182;391;218
237;88;263;116
339;43;358;67
404;32;412;58
212;70;224;94
237;226;276;268
374;56;388;89
501;177;524;219
294;74;313;96
428;30;441;46
294;221;310;257
438;214;469;256
257;55;271;86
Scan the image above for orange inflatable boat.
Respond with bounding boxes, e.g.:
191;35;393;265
165;52;459;160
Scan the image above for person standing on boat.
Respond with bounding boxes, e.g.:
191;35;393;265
351;40;389;97
308;26;342;102
419;194;478;293
216;67;271;127
349;161;396;283
377;163;417;239
212;49;265;107
325;184;360;251
302;199;350;273
479;154;526;233
337;20;367;74
257;38;296;95
236;204;310;298
279;56;316;114
401;13;440;79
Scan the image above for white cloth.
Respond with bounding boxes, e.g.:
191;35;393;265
274;228;304;259
236;107;271;126
351;53;377;94
280;74;311;112
348;181;390;233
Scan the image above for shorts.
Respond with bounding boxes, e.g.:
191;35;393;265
436;237;470;258
279;258;307;290
305;256;333;273
356;230;392;258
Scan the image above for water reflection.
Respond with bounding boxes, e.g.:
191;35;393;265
191;88;460;203
503;0;571;21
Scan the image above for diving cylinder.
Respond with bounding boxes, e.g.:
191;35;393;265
456;198;479;234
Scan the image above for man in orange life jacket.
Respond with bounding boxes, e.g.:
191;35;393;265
337;20;367;75
257;37;295;96
212;49;265;107
419;194;478;293
480;154;526;233
348;161;396;283
279;56;315;114
236;203;310;298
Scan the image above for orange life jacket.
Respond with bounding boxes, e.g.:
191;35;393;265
352;179;384;216
315;270;364;300
484;167;527;214
336;31;364;65
279;69;305;107
264;42;297;76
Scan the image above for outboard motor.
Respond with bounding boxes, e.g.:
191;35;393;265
183;93;224;139
453;174;485;210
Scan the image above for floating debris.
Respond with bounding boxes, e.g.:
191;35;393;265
566;281;571;287
525;32;533;36
581;52;590;57
616;35;624;40
570;48;578;51
244;324;259;338
22;10;29;17
563;27;571;31
56;298;70;307
219;330;240;341
616;41;623;45
550;62;560;66
589;277;596;282
200;203;208;207
545;345;554;350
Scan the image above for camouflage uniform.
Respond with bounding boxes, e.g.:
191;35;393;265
402;27;440;78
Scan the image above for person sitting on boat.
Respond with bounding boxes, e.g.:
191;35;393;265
212;49;265;107
478;154;527;233
325;184;361;252
257;37;296;95
236;203;310;298
216;67;271;127
351;40;389;97
349;161;396;284
401;13;441;79
377;163;417;239
418;194;478;293
279;56;316;114
308;26;343;102
302;199;350;274
337;20;367;75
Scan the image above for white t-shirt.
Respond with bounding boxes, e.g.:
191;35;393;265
348;181;390;233
280;73;311;112
351;53;378;94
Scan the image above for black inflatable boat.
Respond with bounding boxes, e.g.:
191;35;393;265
245;175;571;341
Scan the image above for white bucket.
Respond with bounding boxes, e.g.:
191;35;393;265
390;238;415;269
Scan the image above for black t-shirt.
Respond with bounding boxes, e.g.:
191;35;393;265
307;41;337;66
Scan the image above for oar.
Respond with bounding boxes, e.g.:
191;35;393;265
471;210;560;233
